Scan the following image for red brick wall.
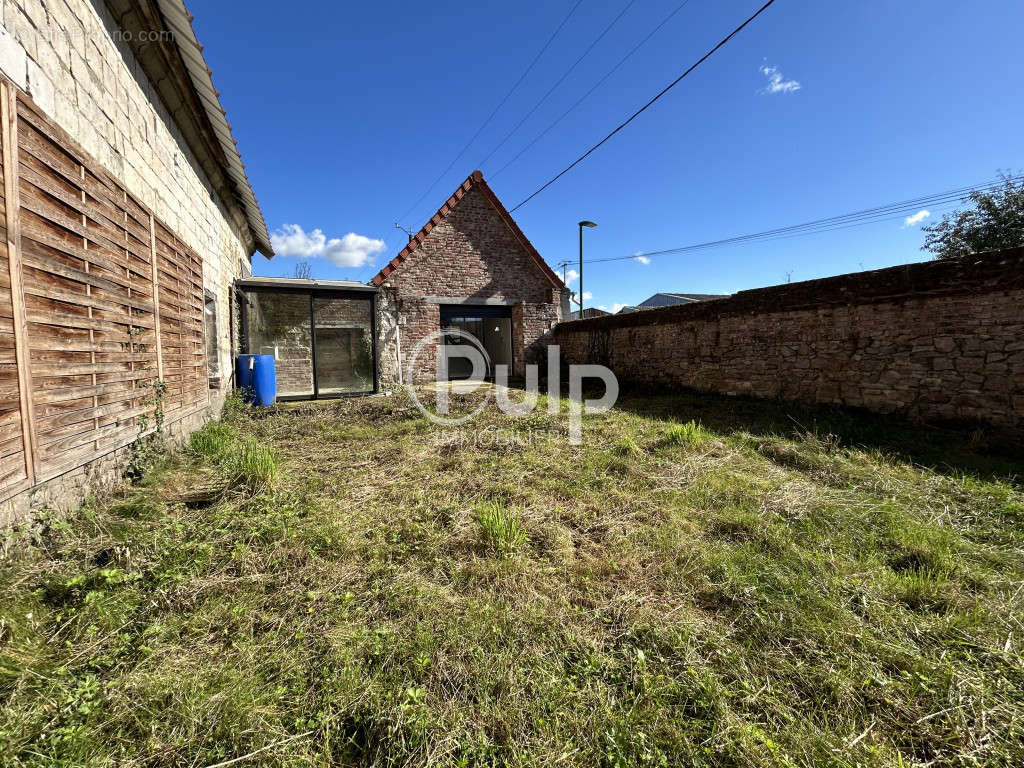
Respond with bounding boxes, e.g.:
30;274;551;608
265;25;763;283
378;185;562;382
553;248;1024;431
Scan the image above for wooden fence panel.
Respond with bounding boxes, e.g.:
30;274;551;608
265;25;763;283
0;82;31;499
0;87;209;495
154;221;208;420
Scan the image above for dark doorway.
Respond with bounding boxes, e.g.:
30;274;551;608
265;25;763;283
439;305;513;380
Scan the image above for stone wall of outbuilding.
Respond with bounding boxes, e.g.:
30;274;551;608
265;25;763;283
376;184;563;383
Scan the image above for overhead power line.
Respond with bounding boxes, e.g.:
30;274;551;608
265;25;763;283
477;0;638;171
509;0;778;213
582;176;1019;265
492;0;695;180
395;0;584;225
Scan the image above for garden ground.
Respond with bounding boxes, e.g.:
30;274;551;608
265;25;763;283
1;387;1023;767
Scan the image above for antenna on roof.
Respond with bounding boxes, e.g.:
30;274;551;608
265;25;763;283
394;221;414;242
556;260;571;285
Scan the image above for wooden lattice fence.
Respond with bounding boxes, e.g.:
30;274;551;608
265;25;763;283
0;77;209;503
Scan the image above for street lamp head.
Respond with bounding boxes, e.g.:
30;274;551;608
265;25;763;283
578;220;597;228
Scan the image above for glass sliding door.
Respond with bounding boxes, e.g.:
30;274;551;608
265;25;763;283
244;292;314;398
240;285;377;400
313;297;374;395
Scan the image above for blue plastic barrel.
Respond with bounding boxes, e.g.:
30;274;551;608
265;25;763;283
236;354;277;406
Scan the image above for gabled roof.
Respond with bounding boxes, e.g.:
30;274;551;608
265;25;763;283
372;170;563;288
639;292;730;307
104;0;273;257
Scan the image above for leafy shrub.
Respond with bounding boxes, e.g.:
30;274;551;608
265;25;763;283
475;501;527;557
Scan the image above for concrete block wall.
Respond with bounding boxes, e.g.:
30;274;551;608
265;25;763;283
553;248;1024;432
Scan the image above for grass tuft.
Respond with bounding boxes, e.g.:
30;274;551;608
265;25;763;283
188;420;236;460
663;419;709;447
613;435;642;456
475;500;527;556
230;438;278;491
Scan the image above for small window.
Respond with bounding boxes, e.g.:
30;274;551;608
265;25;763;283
205;291;220;388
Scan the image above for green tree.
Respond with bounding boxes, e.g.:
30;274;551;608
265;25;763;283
922;174;1024;259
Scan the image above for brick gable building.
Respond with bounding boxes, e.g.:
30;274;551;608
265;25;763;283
373;171;566;383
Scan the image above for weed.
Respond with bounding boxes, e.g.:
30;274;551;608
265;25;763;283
230;438;278;491
475;500;527;556
613;435;642;456
221;388;253;423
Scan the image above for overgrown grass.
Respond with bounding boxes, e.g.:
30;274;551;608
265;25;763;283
1;387;1022;767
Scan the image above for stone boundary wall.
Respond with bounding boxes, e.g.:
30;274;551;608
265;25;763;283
553;248;1024;431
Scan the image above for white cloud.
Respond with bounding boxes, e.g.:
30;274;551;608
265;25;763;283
323;233;388;267
610;303;627;313
760;63;801;94
564;268;579;285
634;254;651;265
903;209;931;228
270;224;387;268
271;223;325;258
582;291;593;301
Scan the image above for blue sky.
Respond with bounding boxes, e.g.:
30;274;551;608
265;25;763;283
191;0;1021;311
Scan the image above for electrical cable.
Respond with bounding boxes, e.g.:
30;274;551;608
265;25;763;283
395;0;584;225
509;0;778;212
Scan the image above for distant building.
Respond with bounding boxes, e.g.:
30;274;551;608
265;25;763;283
569;308;611;320
618;292;729;313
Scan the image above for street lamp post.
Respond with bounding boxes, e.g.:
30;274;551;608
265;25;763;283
578;220;596;317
